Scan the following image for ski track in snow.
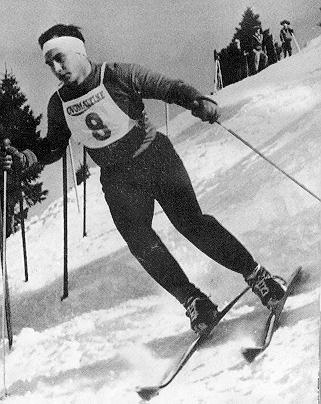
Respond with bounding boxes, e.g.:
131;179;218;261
0;36;321;403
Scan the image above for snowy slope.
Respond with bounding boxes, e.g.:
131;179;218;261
1;36;320;403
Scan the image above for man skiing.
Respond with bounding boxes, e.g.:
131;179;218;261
1;24;285;335
280;20;294;58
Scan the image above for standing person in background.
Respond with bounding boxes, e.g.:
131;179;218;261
280;20;294;58
0;24;285;336
263;29;278;65
230;39;244;82
251;26;268;74
274;41;283;61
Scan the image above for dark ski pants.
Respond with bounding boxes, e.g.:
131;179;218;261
282;41;292;58
101;133;257;305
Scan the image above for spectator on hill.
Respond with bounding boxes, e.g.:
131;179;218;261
251;25;268;74
263;29;277;65
274;41;283;61
230;39;244;82
280;20;294;58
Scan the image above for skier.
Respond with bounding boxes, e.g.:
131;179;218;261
251;25;268;74
280;20;294;58
0;24;285;335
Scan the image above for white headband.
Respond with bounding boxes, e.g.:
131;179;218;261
42;36;87;57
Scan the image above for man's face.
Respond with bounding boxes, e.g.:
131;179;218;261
44;48;83;85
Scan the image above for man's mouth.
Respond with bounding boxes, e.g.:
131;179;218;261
59;73;71;82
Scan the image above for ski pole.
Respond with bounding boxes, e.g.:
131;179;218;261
68;141;80;213
19;185;28;282
196;97;321;203
216;121;321;203
292;34;300;53
61;151;68;300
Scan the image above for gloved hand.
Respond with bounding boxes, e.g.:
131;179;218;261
191;97;220;124
0;144;27;172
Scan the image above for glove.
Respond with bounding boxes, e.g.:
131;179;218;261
0;145;27;172
191;97;220;124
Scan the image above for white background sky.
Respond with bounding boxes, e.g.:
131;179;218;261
0;0;320;214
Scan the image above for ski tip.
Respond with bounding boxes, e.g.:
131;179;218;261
136;386;160;401
242;347;263;363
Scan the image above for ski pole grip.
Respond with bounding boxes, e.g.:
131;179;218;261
193;96;218;110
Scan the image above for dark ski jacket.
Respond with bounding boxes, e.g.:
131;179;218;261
280;27;294;43
22;62;203;169
251;33;264;51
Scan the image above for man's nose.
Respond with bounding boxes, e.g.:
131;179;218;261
52;60;63;74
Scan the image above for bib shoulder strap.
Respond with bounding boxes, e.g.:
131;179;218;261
56;89;63;102
100;62;107;85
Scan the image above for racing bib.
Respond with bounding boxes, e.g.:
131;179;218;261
60;62;137;149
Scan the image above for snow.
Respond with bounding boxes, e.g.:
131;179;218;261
1;36;321;403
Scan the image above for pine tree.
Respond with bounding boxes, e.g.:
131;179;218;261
0;71;48;235
234;7;262;54
217;7;266;85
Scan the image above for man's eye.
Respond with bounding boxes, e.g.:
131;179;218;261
55;55;65;63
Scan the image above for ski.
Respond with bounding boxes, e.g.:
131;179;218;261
242;266;302;363
136;286;250;401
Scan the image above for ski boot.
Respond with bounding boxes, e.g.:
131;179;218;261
244;264;286;310
184;295;219;335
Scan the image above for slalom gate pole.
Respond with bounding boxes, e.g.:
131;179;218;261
245;54;249;77
165;103;169;136
216;120;321;203
213;50;218;93
61;151;68;300
0;148;8;397
68;142;80;213
19;186;28;282
83;147;87;237
217;59;223;90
